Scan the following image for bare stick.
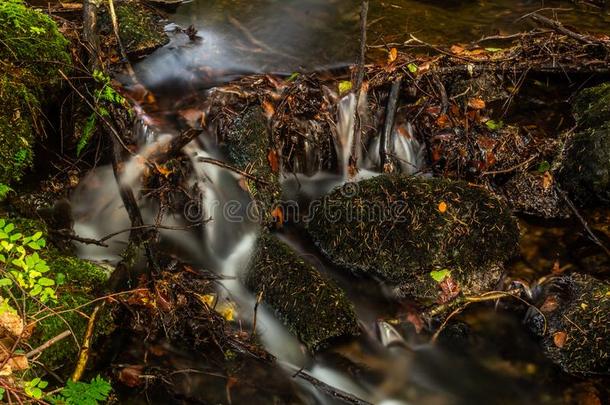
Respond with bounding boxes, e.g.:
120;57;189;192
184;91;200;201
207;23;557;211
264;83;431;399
197;156;270;185
26;330;71;359
350;0;369;170
527;13;596;45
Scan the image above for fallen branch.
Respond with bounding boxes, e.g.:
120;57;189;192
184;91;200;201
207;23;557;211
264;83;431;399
147;128;204;163
280;361;373;405
379;77;402;170
26;330;71;359
527;13;597;45
197;156;270;186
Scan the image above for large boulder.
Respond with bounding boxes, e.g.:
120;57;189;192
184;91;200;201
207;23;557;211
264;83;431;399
556;83;610;204
244;233;359;351
307;175;520;303
527;273;609;376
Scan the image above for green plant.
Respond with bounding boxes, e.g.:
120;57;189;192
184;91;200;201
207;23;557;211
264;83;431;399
0;219;57;304
49;376;112;405
77;70;127;156
24;377;48;399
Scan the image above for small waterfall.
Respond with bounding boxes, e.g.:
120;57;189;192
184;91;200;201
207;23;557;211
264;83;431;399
334;93;356;178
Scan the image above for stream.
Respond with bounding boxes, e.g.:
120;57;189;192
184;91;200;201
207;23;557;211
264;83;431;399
71;1;609;404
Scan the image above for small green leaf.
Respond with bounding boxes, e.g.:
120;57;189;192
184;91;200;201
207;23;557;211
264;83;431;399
38;277;55;286
338;80;353;94
485;119;504;131
430;269;451;283
31;231;43;241
407;63;418;73
537;160;551;173
286;72;300;82
0;278;12;287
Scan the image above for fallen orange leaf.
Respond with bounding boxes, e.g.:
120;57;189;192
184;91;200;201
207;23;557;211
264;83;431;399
388;47;398;64
267;149;279;173
438;201;448;213
468;98;486;110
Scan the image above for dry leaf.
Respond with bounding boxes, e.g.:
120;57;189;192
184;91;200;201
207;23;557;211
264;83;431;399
271;206;284;228
468;98;486;110
153;162;173;178
438;275;460;303
388;47;398;64
553;331;567;348
542;171;554;190
267;149;279;173
0;310;24;337
262;100;275;119
436;114;450;128
438;201;448;213
540;296;559;313
119;365;144;387
450;44;465;55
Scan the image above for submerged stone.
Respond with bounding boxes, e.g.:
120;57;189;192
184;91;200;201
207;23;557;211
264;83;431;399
307;175;519;303
528;273;609;376
557;83;610;204
244;233;359;351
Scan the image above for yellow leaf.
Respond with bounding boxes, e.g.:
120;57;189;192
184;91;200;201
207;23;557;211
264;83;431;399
338;80;353;94
216;301;236;321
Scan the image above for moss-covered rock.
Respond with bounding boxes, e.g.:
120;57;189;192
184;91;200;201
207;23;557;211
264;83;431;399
0;0;71;83
28;254;113;371
572;83;610;130
0;75;38;184
244;233;359;351
556;124;610;205
1;217;114;374
221;106;281;225
528;273;609;376
102;0;169;58
307;175;520;303
556;83;610;204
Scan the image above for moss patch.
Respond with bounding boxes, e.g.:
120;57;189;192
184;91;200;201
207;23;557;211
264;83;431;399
0;75;37;183
536;273;609;375
307;175;519;303
0;0;71;83
102;0;169;58
244;233;359;351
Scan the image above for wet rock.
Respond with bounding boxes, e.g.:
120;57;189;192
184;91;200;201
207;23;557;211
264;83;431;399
101;0;169;58
220;106;281;224
556;83;610;204
502;171;570;219
307;175;520;303
528;273;609;376
244;233;359;351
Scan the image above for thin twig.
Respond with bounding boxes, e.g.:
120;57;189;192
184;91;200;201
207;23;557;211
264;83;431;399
26;330;71;359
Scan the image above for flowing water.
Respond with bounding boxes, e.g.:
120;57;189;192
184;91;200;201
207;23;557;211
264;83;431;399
71;1;610;403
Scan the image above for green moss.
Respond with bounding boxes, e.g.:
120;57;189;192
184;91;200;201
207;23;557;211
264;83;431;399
0;0;71;83
245;233;359;351
307;175;519;303
1;217;114;373
538;273;609;375
28;255;112;371
0;75;37;184
573;83;610;130
108;1;169;57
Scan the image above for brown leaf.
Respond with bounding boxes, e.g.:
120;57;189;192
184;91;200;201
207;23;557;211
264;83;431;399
436;114;450;128
119;365;144;387
540;296;559;313
468;98;486;110
405;310;424;334
387;47;398;64
542;171;554;190
438;275;460;303
153;162;173;178
262;100;275;119
450;44;465;55
553;331;567;348
0;310;24;337
267;149;279;173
